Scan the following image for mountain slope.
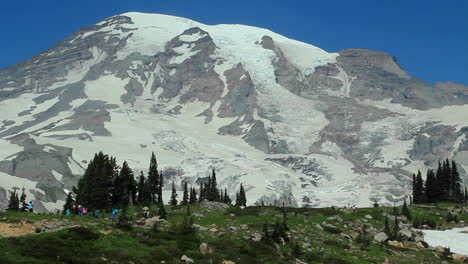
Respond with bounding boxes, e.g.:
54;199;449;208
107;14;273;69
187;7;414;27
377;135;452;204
0;12;467;211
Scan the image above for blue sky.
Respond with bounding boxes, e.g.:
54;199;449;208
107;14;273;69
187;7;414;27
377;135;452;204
1;0;467;84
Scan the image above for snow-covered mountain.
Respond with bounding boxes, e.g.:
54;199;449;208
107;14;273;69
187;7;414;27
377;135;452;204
1;12;467;212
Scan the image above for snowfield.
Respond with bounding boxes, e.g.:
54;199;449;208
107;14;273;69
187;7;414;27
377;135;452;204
422;227;468;256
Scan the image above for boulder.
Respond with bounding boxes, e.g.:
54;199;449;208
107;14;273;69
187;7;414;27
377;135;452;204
452;253;467;261
251;233;262;242
181;255;195;263
199;243;214;255
387;240;404;248
222;261;236;264
327;215;343;222
373;232;388;243
398;229;412;241
416;241;428;248
364;214;373;219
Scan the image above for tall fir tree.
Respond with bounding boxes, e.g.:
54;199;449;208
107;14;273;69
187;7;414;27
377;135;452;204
147;152;160;204
401;199;412;220
384;216;391;237
414;170;424;203
181;182;189;206
63;192;74;214
170;181;178;208
235;183;247;206
424;169;436;203
189;187;197;204
7;189;19;211
198;184;205;202
223;188;231;204
19;187;26;205
157;171;164;205
450;160;463;202
137;171;146;205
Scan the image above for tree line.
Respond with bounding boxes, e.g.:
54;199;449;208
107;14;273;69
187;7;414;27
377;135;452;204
412;159;467;204
65;151;247;214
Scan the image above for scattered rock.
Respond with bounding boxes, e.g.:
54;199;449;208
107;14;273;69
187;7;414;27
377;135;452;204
250;233;262;242
416;241;427;249
315;223;324;230
240;224;248;230
374;232;388;243
398;229;412;241
200;243;214;255
229;226;237;232
327;215;343;222
387;240;404;248
192;224;208;231
181;255;194;263
451;253;467;261
200;201;230;212
222;261;236;264
364;214;373;219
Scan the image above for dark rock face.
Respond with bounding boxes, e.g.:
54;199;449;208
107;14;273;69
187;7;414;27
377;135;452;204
0;13;466;210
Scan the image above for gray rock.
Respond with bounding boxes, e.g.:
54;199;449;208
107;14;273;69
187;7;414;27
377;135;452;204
374;232;388;243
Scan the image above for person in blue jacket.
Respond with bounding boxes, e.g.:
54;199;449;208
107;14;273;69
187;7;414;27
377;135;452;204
111;209;119;221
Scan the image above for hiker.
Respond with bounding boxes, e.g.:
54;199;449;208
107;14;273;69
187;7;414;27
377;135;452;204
94;209;100;218
18;201;23;212
78;205;83;216
143;206;150;219
111;209;119;221
22;202;28;212
28;201;33;213
65;209;71;216
82;207;88;216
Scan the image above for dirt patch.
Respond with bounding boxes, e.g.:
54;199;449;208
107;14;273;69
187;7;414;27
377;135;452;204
99;229;112;235
0;222;37;237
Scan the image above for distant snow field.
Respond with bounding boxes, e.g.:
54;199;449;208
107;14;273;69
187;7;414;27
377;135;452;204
422;228;468;255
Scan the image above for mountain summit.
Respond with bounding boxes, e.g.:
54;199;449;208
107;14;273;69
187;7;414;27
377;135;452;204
0;12;467;212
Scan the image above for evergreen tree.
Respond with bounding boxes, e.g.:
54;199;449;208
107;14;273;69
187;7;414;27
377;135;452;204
207;169;219;201
7;189;19;211
147;152;160;204
116;161;135;209
414;170;424;203
198;184;205;202
433;161;445;201
393;215;400;240
76;152;113;210
137;171;145;205
223;188;231;204
402;200;412;220
181;182;189;206
411;173;416;203
424;169;436;203
450;160;463;202
63;192;74;214
189;187;198;204
384;216;391;237
142;178;153;205
158;202;167;219
108;157;121;207
170;181;178;208
19;187;26;205
464;186;468;204
235;184;247;206
157;171;164;205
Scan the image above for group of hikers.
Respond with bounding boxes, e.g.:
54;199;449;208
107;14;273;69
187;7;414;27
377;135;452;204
18;201;34;213
64;205;123;221
63;205;150;221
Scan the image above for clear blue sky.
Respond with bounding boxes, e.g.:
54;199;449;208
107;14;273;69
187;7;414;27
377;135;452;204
1;0;467;84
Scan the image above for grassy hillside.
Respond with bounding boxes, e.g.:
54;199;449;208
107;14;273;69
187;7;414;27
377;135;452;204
0;202;467;264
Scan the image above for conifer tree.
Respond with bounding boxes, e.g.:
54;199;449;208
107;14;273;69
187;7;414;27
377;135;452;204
424;169;436;203
116;161;135;209
19;187;26;205
393;215;400;240
402;199;412;220
235;184;247;206
181;182;189;206
137;171;145;205
450;160;463;202
63;192;74;214
207;169;219;201
189;187;197;204
414;170;424;203
411;173;416;203
384;216;391;237
158;202;167;219
198;184;205;202
282;210;290;231
157;171;164;205
7;189;19;211
464;186;468;204
170;181;178;208
147;152;160;204
223;188;231;204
